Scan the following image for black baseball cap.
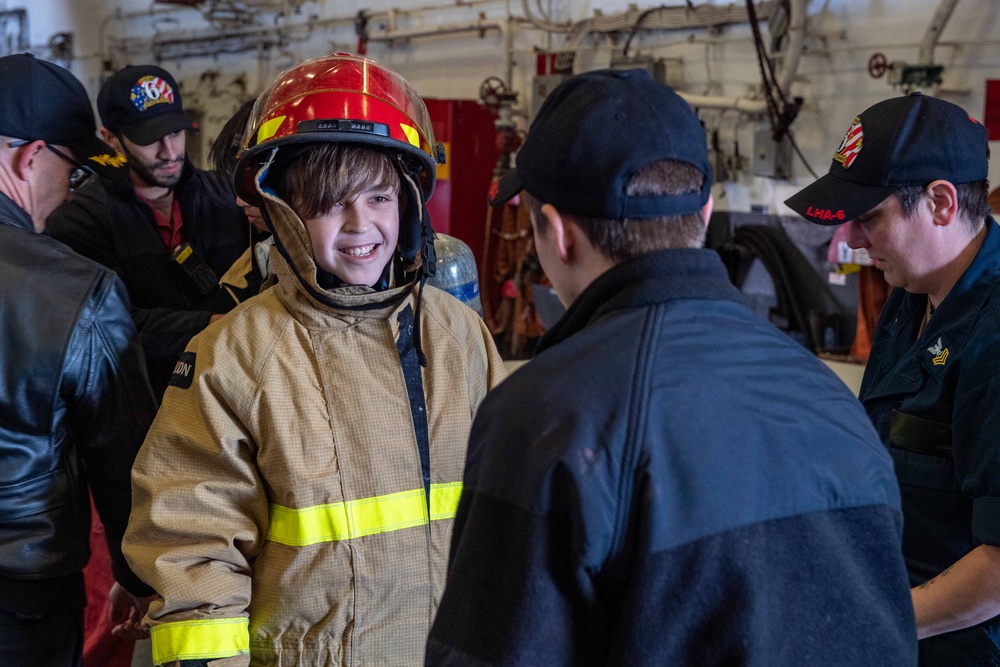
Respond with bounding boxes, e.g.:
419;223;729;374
98;65;198;146
0;54;128;180
785;92;989;225
489;68;712;219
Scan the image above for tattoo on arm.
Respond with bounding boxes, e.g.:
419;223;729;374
917;565;954;589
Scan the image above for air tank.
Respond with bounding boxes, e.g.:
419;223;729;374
428;233;482;317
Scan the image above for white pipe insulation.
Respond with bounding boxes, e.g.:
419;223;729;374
677;0;805;114
918;0;961;65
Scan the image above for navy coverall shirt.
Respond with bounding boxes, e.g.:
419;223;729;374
862;218;1000;664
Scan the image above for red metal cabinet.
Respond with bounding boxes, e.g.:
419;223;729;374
424;98;499;269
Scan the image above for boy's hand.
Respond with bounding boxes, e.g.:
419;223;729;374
108;581;158;640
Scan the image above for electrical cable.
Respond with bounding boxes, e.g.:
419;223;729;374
786;130;819;179
622;2;697;58
745;0;818;179
745;0;780;130
752;3;789;109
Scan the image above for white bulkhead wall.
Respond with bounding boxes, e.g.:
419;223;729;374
8;0;1000;211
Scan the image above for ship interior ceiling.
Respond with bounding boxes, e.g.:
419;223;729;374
9;0;1000;379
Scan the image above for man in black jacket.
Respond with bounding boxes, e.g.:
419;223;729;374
0;54;158;666
427;70;918;666
48;64;249;398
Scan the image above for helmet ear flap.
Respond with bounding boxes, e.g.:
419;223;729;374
396;157;436;277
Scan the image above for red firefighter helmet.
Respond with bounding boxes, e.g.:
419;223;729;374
234;52;441;206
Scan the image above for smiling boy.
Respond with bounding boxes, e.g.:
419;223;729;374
123;54;505;667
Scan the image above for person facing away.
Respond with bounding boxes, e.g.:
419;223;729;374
785;92;1000;665
47;64;250;399
425;68;918;666
123;53;506;667
208;96;276;304
0;53;159;666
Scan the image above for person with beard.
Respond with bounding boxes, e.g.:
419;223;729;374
48;64;248;400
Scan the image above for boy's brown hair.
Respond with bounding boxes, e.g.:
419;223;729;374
278;144;402;220
526;159;707;262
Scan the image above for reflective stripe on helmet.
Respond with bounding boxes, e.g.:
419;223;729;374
253;91;432;156
256;115;286;145
267;482;462;546
150;617;249;664
235;53;439;206
400;123;420;148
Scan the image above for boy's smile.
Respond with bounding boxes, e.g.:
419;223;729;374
303;187;400;287
340;243;379;257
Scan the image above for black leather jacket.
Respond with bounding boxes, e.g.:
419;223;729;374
0;192;157;613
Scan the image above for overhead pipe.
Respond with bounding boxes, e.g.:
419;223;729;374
563;1;778;45
677;0;805;115
111;14;355;54
102;0;802;119
775;0;805;96
918;0;961;65
0;9;29;53
108;7;515;90
367;17;513;85
366;19;505;44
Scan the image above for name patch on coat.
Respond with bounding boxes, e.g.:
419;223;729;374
169;352;197;389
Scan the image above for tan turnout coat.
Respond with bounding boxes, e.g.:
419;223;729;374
123;192;506;666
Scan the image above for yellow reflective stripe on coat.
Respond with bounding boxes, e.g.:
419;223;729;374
268;482;462;546
150;617;249;664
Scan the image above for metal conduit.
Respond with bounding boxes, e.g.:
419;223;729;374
678;0;805;114
918;0;961;65
103;0;805;118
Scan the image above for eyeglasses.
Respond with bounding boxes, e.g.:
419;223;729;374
8;140;95;191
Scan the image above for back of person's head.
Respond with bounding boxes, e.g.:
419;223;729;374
98;64;198;146
209;97;257;182
489;68;712;261
786;92;990;234
523;159;707;262
233;53;442;279
0;54;128;183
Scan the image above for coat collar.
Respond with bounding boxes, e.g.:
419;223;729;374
0;190;34;233
863;218;1000;401
537;248;743;354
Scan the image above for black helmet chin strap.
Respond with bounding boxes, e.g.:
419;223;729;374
397;160;436;367
395;155;436;275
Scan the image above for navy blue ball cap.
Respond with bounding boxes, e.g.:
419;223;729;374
489;68;712;219
0;54;128;181
98;65;198;146
785;92;989;225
